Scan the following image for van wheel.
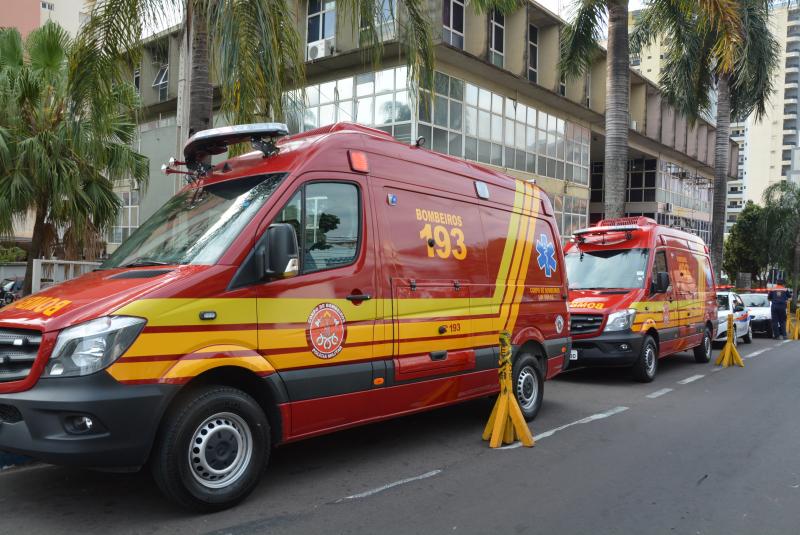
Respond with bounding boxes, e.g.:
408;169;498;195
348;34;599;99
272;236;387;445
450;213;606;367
512;353;544;421
693;327;712;363
743;324;753;344
631;336;658;383
151;386;270;512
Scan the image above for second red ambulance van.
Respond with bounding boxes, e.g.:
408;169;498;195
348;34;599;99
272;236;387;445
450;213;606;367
564;217;717;382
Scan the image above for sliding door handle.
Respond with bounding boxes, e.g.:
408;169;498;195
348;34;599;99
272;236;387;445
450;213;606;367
346;293;372;302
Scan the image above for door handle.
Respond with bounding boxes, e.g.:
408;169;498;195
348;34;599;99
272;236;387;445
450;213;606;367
430;350;447;361
346;293;372;302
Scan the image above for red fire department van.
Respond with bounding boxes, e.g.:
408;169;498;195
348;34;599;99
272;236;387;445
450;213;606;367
564;217;717;382
0;122;570;510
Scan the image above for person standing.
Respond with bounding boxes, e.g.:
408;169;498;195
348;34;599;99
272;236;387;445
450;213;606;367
768;283;790;340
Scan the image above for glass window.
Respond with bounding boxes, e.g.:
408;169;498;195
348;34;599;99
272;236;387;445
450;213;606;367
302;182;360;273
565;248;650;289
103;174;287;267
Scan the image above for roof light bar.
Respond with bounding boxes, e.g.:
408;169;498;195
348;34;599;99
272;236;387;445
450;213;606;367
572;224;640;236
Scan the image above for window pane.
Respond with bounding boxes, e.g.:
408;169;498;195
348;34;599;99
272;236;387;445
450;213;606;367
494;26;504;52
449;101;462;130
322;10;336;38
307;85;320;106
465;106;478;136
337;99;354;121
491;113;502;143
449;132;462;157
356;73;374;96
337;77;353;100
319;81;336;103
395;91;411;121
319;103;335;126
356;97;373;124
478;110;490;139
308;0;321;15
376;69;394;93
452;1;463;32
465;136;478;160
303;183;360;273
465;83;478;106
478;88;491;110
434;95;448;127
433;127;448;153
434;72;449;95
450;78;463;100
375;93;393;124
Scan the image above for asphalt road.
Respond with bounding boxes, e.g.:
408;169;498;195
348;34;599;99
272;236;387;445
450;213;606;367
1;335;798;535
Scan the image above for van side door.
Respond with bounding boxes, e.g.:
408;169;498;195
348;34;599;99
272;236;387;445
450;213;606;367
653;248;681;356
255;173;378;440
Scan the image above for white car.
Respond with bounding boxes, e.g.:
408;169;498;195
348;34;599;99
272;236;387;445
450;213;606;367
740;293;772;337
715;292;752;345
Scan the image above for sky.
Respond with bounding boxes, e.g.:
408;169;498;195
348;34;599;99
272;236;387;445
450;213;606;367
536;0;647;18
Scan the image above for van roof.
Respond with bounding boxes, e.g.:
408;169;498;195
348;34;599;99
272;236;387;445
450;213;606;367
194;122;533;196
571;215;708;251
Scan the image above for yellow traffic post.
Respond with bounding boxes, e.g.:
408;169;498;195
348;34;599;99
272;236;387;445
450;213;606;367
786;302;794;336
715;314;744;367
792;309;800;340
483;331;534;448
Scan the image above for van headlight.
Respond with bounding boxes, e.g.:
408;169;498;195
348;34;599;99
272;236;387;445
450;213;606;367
604;309;637;332
44;316;146;378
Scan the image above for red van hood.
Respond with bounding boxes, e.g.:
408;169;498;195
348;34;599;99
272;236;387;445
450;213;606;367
0;265;215;333
568;288;641;314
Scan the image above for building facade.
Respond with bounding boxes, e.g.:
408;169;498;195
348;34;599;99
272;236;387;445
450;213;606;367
126;0;738;252
0;0;88;38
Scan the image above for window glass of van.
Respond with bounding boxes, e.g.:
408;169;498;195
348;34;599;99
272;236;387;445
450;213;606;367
103;174;286;268
273;182;360;273
565;248;649;289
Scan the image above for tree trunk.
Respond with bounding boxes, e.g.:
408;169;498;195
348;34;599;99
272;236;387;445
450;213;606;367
711;76;732;281
187;0;213;140
22;206;46;296
602;0;630;219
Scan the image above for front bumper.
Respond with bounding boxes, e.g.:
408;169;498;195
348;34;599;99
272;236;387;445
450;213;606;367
569;331;645;368
0;372;177;470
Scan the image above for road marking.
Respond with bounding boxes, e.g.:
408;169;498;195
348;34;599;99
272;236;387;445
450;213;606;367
335;470;442;502
677;374;705;385
711;366;724;372
744;348;768;359
646;388;673;399
499;406;629;450
781;339;792;345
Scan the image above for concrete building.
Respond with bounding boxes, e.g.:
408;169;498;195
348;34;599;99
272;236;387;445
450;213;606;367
0;0;88;37
125;0;738;251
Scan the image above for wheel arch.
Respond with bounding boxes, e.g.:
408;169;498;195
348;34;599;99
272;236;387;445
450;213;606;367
162;366;285;447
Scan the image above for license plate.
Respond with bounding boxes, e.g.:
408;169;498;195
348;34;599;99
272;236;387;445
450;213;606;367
569;349;579;361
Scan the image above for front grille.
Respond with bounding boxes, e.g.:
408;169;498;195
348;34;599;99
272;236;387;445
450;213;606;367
0;404;22;423
570;314;604;334
0;328;42;383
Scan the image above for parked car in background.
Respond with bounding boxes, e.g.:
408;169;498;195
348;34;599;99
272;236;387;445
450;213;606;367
0;278;22;306
740;293;772;337
715;291;752;345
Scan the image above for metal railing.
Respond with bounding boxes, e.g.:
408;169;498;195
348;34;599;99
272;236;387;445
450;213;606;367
31;259;101;294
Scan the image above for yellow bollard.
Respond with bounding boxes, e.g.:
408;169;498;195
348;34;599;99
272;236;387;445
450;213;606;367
482;331;535;448
786;302;794;336
793;309;800;340
716;314;745;367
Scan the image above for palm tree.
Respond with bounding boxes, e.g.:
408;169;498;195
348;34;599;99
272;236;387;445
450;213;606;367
560;0;742;219
763;181;800;308
631;0;779;279
81;0;442;149
0;22;148;295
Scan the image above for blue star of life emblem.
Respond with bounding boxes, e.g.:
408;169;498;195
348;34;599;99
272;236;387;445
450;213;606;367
536;233;557;278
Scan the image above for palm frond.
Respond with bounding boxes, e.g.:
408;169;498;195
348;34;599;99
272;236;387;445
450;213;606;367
559;0;606;78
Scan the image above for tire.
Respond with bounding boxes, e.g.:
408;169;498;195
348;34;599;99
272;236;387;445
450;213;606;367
1;293;12;306
512;352;544;422
151;386;270;512
693;327;712;363
743;323;753;344
631;336;658;383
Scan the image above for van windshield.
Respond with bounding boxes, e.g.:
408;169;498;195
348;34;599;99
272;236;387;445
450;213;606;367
565;248;650;289
102;173;286;269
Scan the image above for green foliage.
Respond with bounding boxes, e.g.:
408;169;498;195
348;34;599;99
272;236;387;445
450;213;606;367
722;201;769;284
0;246;25;263
631;0;778;123
0;22;148;290
762;181;800;293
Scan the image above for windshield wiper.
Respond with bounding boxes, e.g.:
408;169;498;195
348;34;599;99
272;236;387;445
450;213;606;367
121;258;170;268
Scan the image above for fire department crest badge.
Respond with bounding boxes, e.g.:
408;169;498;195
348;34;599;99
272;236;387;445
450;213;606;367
307;303;347;359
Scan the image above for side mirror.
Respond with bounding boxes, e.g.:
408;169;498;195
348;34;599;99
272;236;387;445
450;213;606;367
734;304;745;312
258;223;299;279
652;271;670;294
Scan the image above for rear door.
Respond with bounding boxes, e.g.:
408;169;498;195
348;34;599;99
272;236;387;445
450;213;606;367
374;179;495;414
256;173;379;438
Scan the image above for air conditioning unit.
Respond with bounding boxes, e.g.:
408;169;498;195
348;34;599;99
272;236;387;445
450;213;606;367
307;40;329;61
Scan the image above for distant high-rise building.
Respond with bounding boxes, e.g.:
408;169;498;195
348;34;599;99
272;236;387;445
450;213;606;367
0;0;88;37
